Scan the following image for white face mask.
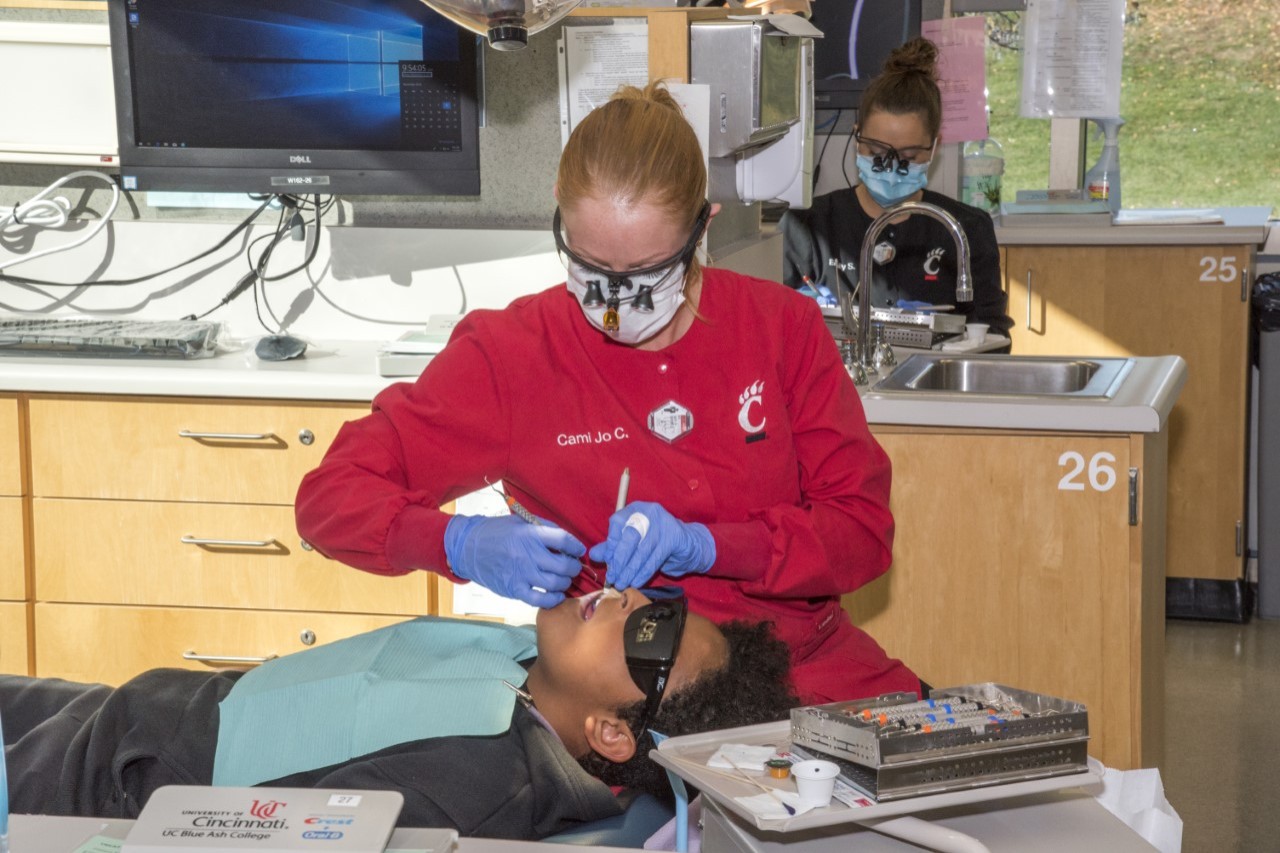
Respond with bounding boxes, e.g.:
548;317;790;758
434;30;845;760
565;258;688;345
554;202;710;346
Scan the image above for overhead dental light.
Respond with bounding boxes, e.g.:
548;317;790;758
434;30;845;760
420;0;584;50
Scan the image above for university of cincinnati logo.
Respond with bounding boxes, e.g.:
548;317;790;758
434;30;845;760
250;799;285;819
923;247;945;280
737;381;767;443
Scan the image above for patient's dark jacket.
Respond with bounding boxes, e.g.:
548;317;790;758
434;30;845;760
0;670;623;838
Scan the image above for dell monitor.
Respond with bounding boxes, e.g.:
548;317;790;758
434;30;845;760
813;0;923;113
108;0;481;196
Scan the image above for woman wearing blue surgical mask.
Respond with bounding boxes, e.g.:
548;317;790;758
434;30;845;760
779;38;1012;342
297;81;925;707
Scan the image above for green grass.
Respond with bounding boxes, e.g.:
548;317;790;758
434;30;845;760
982;1;1279;213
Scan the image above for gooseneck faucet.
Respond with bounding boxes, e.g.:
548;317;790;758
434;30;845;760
842;200;973;384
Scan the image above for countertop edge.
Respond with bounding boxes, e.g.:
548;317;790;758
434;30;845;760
0;344;1186;435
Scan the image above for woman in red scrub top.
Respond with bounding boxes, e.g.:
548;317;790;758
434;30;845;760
295;82;921;704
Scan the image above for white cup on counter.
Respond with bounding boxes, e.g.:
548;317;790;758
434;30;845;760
791;759;840;807
965;323;989;345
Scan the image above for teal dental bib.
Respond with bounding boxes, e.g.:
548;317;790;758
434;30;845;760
212;617;538;787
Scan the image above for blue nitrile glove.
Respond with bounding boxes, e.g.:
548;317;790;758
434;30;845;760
444;514;587;609
895;299;935;312
797;282;838;308
589;501;715;591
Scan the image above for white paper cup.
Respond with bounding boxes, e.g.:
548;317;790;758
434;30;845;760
965;323;989;344
791;759;840;807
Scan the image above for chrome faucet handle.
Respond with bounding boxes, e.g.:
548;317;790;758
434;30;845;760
871;325;896;371
839;338;869;386
848;358;869;386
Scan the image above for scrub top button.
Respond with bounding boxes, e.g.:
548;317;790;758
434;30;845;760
659;363;669;374
688;479;699;490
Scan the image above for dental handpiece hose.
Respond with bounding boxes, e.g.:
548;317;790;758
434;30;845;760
1;707;9;853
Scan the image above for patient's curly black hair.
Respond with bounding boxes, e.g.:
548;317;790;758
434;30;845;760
577;620;798;802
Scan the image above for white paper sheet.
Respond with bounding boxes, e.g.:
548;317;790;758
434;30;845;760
558;24;650;147
449;485;539;625
1020;0;1125;118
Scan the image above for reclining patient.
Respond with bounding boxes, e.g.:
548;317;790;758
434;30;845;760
1;586;797;839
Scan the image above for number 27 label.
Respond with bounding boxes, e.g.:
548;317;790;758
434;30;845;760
1058;451;1117;492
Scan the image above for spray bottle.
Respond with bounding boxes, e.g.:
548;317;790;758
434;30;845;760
962;137;1004;217
1084;117;1124;214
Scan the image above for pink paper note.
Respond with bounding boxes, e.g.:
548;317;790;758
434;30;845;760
922;17;990;143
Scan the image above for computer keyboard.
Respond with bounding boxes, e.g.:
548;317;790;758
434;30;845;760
0;317;222;359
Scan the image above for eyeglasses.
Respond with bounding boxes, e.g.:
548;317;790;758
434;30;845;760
855;133;935;175
623;586;688;740
552;203;711;320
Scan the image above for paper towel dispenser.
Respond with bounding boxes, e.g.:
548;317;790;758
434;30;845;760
690;19;802;159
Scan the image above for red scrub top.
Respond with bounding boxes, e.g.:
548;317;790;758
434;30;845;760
296;267;920;702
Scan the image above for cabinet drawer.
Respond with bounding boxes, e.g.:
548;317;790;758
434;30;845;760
1;396;19;496
0;601;30;675
29;396;367;503
35;603;412;685
1;497;24;601
34;498;430;614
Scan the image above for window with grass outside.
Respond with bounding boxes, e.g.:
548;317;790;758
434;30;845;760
968;1;1278;214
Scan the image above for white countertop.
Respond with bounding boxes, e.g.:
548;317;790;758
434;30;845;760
0;341;1187;434
994;204;1272;246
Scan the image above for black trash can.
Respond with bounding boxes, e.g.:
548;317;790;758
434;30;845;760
1255;273;1280;619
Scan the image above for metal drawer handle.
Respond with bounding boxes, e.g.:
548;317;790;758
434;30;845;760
178;430;276;441
1025;269;1033;330
181;535;278;548
183;651;278;666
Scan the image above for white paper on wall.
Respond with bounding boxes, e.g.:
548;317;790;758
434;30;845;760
1020;0;1125;119
557;23;650;147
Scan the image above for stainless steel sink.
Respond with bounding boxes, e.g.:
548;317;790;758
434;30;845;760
872;354;1135;398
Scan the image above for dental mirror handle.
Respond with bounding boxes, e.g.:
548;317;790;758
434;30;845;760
604;467;631;594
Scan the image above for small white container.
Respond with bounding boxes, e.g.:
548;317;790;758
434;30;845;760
791;759;840;808
965;323;989;344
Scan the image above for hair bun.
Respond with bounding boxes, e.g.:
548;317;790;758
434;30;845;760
882;36;939;80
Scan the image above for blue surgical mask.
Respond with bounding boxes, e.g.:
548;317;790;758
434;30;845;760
857;154;930;207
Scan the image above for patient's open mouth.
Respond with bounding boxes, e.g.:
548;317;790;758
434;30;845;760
579;587;622;621
580;590;606;621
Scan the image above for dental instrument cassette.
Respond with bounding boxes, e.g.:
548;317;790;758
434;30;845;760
789;682;1090;802
821;305;964;348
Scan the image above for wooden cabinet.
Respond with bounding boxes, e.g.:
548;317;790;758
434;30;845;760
34;603;411;686
848;426;1167;771
0;602;29;676
1;396;29;674
32;500;427;614
1003;244;1252;582
28;396;358;504
23;394;433;683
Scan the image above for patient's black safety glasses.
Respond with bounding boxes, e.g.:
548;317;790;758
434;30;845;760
623;586;688;738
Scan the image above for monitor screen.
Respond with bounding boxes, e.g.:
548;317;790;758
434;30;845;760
108;0;481;196
812;0;922;113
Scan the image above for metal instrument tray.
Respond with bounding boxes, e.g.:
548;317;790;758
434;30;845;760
790;683;1090;802
650;719;1101;833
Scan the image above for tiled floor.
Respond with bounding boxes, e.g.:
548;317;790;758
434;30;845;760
1163;617;1280;852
